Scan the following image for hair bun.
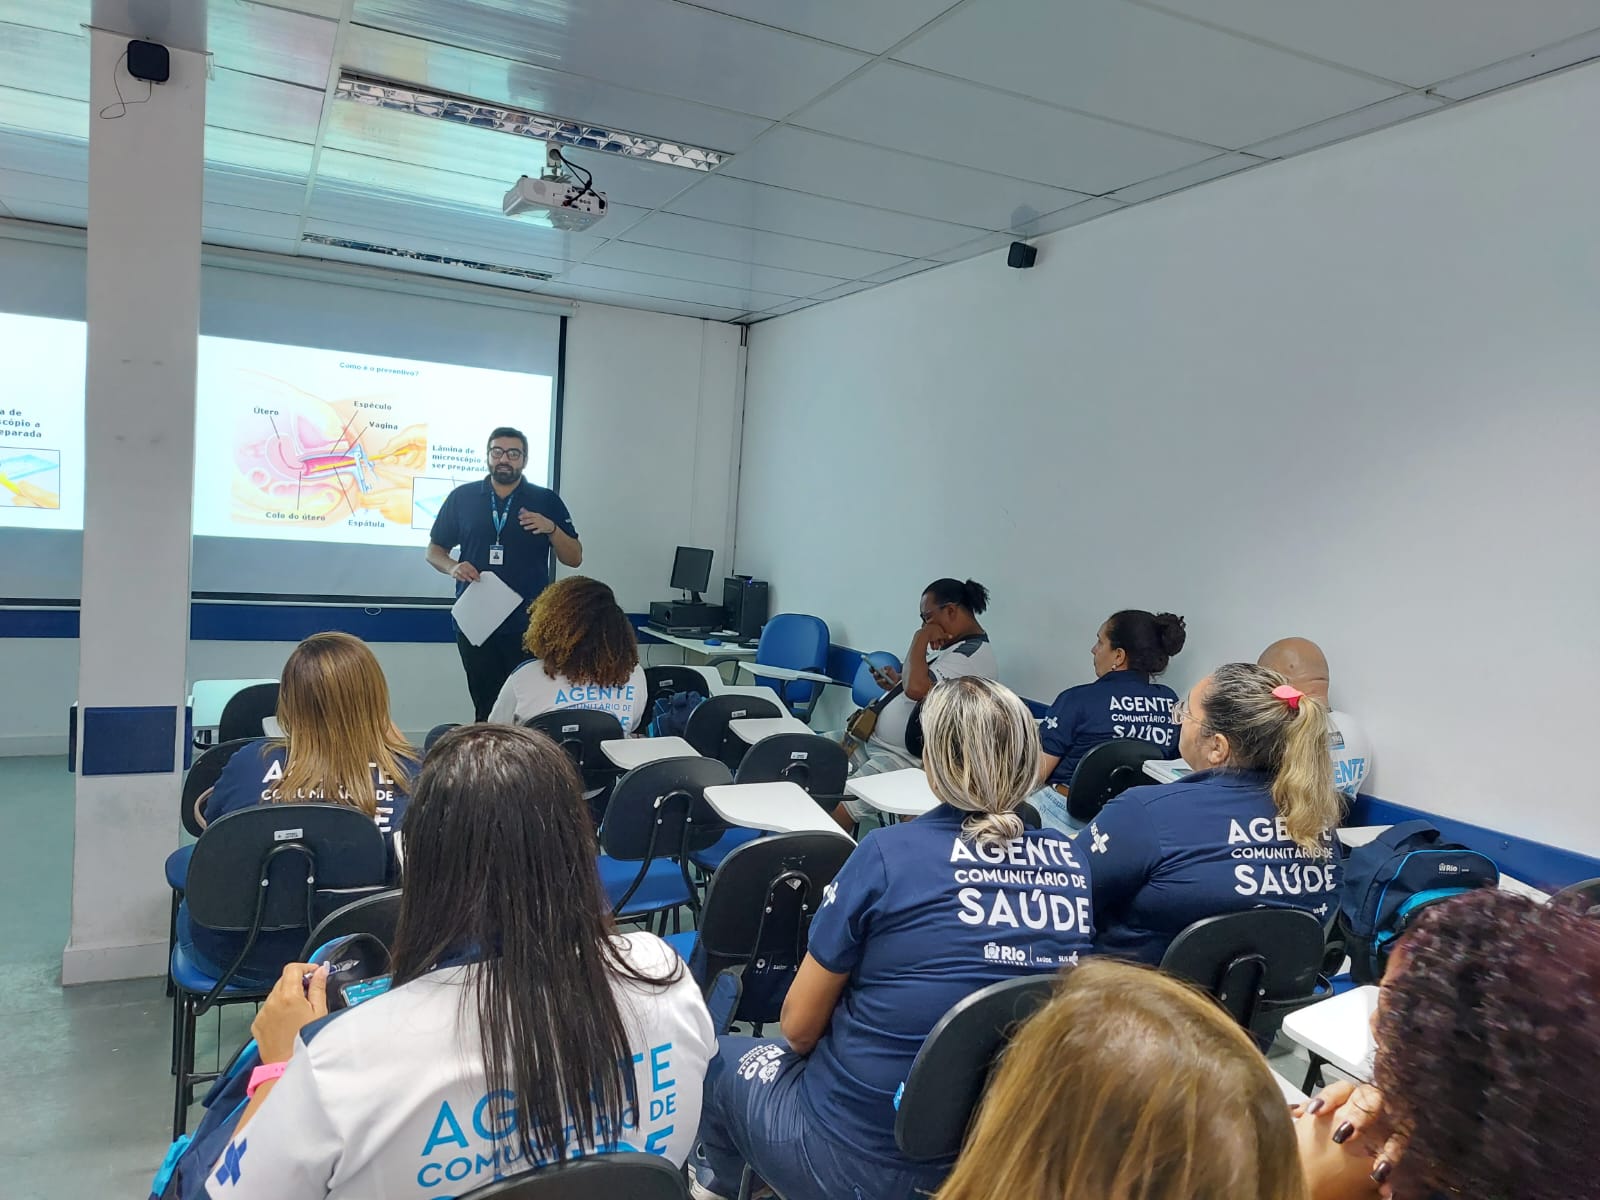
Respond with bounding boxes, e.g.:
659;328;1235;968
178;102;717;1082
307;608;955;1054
964;579;990;615
1154;613;1187;656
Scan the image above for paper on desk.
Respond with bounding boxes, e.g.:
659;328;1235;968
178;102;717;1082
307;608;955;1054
451;572;523;646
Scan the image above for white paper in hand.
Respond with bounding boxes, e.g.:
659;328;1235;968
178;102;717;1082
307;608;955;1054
451;571;523;646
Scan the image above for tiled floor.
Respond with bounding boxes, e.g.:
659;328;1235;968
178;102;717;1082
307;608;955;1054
0;756;244;1200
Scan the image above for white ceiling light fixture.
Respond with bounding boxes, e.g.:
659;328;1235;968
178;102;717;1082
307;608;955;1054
334;74;730;172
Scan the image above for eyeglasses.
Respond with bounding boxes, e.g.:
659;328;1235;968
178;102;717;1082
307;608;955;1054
1172;698;1202;726
919;602;948;623
488;447;525;462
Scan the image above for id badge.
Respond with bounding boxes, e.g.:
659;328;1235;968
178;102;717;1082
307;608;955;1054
488;544;505;565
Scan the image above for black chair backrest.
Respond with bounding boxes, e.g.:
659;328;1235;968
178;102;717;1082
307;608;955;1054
601;757;733;863
218;683;280;743
894;974;1059;1162
525;709;626;790
1160;908;1327;1035
1552;877;1600;917
1065;739;1164;823
1017;800;1042;831
697;832;855;1026
733;734;848;809
301;888;403;959
423;723;460;754
683;693;782;768
181;737;254;838
185;803;388;933
457;1152;687;1199
643;665;710;713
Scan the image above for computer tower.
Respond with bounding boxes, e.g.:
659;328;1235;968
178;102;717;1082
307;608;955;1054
734;579;769;644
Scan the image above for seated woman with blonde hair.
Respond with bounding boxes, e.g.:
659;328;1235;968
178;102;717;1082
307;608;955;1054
938;957;1308;1200
691;676;1095;1200
488;574;646;733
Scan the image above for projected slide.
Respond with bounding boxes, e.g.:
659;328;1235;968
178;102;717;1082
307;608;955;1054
0;314;86;531
192;337;552;547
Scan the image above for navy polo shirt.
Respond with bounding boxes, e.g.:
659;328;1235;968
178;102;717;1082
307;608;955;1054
428;477;577;606
1084;768;1341;966
1039;670;1179;787
800;804;1095;1159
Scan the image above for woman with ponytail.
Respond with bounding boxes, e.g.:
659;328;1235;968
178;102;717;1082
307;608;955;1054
1087;662;1344;965
692;677;1094;1200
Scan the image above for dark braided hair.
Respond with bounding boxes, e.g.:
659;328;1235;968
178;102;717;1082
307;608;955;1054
1375;889;1600;1200
522;575;638;687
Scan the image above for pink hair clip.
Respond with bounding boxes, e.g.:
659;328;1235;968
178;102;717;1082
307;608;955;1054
1271;684;1303;711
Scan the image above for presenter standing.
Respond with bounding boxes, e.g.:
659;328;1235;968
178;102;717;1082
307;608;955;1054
426;427;582;720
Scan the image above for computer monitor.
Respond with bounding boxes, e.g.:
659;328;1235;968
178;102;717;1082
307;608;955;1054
669;546;714;601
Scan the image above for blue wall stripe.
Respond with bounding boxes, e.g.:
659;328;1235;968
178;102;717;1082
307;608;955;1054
0;608;79;637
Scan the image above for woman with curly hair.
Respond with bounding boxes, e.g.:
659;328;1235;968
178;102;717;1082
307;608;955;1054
1296;888;1600;1200
487;575;647;733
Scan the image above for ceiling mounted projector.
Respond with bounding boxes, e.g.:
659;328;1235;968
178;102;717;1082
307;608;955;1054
504;143;608;231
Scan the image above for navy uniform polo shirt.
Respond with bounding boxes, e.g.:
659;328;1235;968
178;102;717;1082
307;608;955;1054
1039;669;1180;787
800;804;1095;1159
428;476;577;607
1084;767;1341;965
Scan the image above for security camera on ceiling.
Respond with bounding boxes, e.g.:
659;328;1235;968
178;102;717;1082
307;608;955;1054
503;142;608;232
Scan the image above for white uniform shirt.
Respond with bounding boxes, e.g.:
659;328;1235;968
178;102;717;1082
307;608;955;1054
1328;708;1372;798
205;932;714;1200
872;636;999;757
488;661;648;733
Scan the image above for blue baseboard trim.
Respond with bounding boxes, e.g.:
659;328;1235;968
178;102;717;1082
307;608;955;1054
1348;795;1600;894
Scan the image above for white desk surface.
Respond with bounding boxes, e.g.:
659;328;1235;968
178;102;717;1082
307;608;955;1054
737;661;836;685
262;716;283;738
644;630;757;660
1280;985;1378;1082
730;715;813;743
1142;758;1191;785
718;684;785;704
703;781;854;839
600;737;699;769
845;768;940;817
1274;1072;1309;1106
189;678;278;727
1336;825;1549;901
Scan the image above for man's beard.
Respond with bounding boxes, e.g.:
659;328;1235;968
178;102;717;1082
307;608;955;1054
492;465;520;484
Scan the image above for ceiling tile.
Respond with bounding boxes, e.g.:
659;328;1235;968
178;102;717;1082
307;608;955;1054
896;0;1401;148
0;129;88;180
243;0;346;17
208;69;324;143
0;167;86;209
808;279;873;301
0;198;87;228
537;282;744;321
205;127;316;176
204;166;311;215
926;232;1015;263
1108;151;1265;204
202;202;304;239
208;1;338;90
0;2;87;36
1243;93;1445;158
584;240;847;297
745;297;817;321
1430;28;1600;101
343;28;773;152
0;22;85;102
351;0;869;118
664;175;986;258
203;230;303;257
619;211;914;279
862;258;939;284
0;86;88;141
560;263;792;312
794;62;1219;194
682;0;958;54
1142;0;1600;89
720;125;1089;231
1009;196;1123;238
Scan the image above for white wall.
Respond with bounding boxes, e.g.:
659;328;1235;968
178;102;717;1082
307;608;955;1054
0;295;742;752
736;63;1600;855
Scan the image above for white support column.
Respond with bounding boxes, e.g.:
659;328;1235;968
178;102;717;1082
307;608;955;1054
64;29;207;984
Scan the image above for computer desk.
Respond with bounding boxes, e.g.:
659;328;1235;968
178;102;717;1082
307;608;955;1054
641;628;758;672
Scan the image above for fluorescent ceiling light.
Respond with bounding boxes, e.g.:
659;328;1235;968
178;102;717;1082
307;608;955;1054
300;233;554;281
334;74;729;172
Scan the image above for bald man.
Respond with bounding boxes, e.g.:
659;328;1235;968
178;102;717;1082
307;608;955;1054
1259;637;1372;798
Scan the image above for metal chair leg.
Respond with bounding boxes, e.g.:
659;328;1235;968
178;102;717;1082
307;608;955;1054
1301;1052;1326;1096
173;994;195;1139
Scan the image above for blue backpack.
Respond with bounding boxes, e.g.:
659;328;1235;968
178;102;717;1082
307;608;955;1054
647;690;705;738
1337;820;1499;984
